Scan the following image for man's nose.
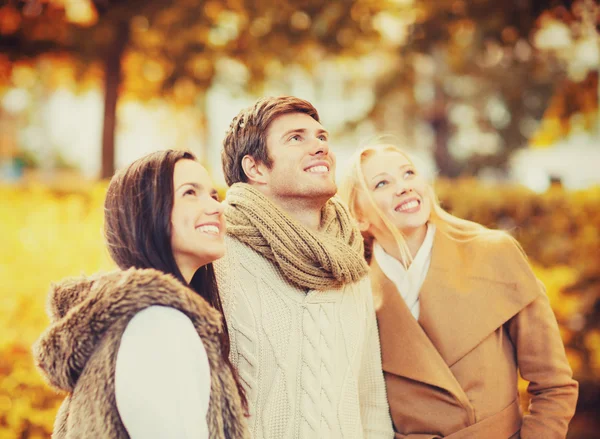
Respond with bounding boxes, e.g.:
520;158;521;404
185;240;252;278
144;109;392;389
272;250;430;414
310;137;329;156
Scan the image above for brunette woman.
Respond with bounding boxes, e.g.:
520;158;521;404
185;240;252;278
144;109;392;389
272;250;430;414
34;150;248;439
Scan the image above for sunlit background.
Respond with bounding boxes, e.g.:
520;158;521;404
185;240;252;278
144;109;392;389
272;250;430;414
1;0;599;437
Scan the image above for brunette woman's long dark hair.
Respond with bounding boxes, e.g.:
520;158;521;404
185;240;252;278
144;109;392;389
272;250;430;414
104;149;247;412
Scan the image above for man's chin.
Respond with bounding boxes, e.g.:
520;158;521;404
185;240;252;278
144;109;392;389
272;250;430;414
308;180;336;195
275;182;337;203
313;185;338;203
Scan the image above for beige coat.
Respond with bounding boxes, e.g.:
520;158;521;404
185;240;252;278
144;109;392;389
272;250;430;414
370;231;578;439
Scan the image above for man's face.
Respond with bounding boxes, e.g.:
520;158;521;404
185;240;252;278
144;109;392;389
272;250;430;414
261;112;337;206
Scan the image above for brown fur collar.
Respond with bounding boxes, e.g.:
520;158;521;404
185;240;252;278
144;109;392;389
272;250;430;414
33;267;248;439
33;267;222;392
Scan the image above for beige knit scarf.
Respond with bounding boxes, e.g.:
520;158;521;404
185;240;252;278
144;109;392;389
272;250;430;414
225;183;368;290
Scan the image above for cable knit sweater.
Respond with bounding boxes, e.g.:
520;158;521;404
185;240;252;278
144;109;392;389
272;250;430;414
214;236;393;439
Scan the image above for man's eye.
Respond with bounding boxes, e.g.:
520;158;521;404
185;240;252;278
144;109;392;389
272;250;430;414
289;135;301;142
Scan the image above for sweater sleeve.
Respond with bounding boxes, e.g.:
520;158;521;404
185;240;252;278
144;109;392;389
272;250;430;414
115;306;211;439
358;278;395;438
507;279;579;439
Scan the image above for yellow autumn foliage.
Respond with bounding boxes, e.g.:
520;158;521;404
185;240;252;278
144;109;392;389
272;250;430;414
1;183;114;437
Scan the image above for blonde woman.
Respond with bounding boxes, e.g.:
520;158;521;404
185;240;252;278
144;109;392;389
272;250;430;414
339;144;578;439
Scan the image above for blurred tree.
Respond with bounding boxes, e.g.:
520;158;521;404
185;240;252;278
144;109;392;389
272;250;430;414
343;0;597;177
2;0;386;178
2;0;596;177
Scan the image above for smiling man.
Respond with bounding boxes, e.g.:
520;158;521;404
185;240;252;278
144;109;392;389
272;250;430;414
215;96;393;439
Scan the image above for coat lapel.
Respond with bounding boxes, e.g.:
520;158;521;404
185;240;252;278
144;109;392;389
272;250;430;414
371;260;470;407
417;230;540;367
371;229;540;406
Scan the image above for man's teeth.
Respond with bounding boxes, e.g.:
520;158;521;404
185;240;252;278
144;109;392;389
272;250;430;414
397;200;419;212
306;165;328;173
197;225;219;235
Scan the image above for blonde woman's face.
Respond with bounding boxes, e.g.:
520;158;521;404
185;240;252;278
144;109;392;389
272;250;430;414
358;150;431;238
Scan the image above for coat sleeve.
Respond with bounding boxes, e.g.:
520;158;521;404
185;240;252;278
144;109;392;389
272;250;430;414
358;278;395;438
115;306;211;439
507;279;578;439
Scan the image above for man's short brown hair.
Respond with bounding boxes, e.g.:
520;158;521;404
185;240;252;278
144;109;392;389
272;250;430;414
221;96;320;186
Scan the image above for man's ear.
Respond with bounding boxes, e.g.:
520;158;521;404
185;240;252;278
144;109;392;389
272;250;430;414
241;155;267;184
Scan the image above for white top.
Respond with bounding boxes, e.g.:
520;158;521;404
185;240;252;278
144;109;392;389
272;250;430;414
115;305;211;439
214;236;394;439
373;224;436;320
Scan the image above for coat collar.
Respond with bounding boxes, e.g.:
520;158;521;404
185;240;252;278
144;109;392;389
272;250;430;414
371;259;470;407
371;228;539;401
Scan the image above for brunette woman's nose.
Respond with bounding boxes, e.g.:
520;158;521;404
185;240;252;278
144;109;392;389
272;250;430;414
206;198;224;216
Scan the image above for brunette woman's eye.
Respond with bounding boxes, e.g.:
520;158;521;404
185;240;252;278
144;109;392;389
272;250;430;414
184;188;196;196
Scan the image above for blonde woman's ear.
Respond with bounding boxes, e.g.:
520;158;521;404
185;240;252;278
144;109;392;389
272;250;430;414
357;218;370;232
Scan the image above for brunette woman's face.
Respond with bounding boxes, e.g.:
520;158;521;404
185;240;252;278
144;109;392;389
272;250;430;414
358;150;431;239
170;159;225;280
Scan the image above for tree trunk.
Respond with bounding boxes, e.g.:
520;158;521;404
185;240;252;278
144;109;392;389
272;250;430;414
429;84;460;178
101;21;130;179
197;91;210;164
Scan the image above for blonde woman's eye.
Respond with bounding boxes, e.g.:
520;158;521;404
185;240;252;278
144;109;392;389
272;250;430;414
375;180;388;189
404;170;415;179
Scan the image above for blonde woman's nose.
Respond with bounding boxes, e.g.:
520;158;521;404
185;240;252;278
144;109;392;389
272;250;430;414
395;183;412;196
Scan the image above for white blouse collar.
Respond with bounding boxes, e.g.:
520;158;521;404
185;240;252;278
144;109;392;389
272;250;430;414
373;223;436;319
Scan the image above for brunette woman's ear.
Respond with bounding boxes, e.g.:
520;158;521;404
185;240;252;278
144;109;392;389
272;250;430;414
241;155;267;185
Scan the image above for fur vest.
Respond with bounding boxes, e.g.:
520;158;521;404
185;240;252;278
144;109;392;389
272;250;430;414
33;267;248;439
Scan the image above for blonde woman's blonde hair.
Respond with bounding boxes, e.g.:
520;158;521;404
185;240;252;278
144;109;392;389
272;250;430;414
339;144;518;267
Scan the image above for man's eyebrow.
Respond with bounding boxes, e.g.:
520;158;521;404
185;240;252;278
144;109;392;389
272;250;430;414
280;128;307;141
280;128;330;140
